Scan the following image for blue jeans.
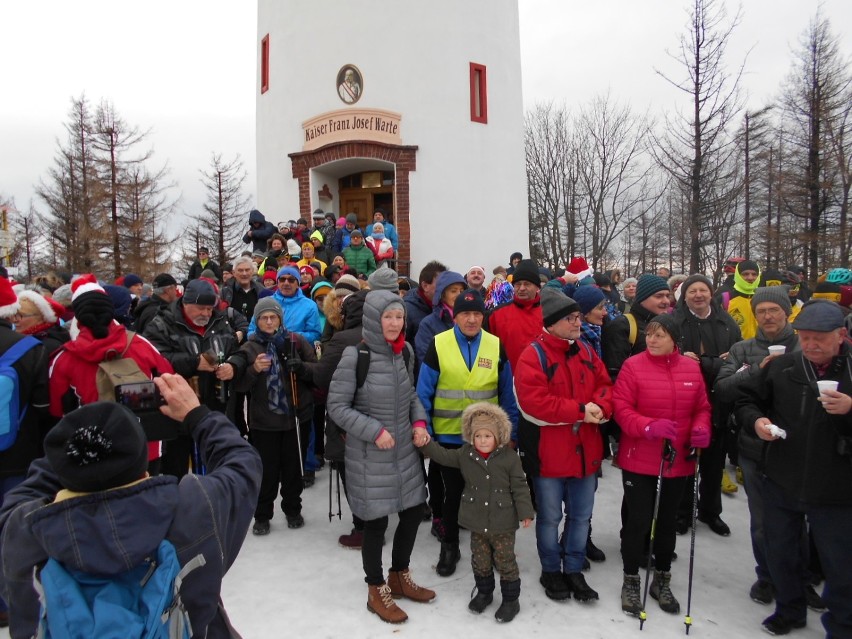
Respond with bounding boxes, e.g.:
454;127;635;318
0;475;25;613
762;476;852;637
534;474;596;574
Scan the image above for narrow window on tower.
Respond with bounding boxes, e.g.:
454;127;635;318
261;35;270;94
470;63;487;124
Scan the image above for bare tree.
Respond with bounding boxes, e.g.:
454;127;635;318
192;154;249;266
779;12;852;277
90;100;154;279
574;94;656;271
653;0;746;274
36;95;108;272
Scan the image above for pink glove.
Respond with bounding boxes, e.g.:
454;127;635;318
643;419;678;441
691;428;711;449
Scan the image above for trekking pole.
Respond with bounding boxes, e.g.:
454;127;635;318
684;448;701;634
640;438;675;630
328;462;334;521
335;462;342;519
288;333;305;477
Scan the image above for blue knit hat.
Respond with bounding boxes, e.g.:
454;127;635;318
276;266;301;282
633;274;669;305
572;286;607;315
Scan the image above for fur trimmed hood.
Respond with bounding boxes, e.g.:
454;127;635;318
461;402;512;447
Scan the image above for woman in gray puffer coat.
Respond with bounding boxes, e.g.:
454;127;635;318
327;290;435;624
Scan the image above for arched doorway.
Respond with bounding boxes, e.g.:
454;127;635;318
289;141;417;275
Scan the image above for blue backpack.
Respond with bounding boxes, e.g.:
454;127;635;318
0;336;40;451
34;539;206;639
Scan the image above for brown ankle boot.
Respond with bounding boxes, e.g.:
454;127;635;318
388;568;436;603
367;583;408;623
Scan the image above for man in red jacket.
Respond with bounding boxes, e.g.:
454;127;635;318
485;259;543;371
49;275;175;471
514;288;612;604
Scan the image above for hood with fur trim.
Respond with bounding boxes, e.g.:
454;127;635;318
461;402;512;448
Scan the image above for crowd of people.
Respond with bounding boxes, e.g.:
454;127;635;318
0;207;850;637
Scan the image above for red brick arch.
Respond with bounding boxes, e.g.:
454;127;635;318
289;141;418;274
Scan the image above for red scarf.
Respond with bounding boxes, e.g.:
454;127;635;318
181;307;207;336
22;321;55;336
387;331;406;354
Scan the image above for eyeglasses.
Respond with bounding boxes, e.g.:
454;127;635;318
755;307;785;317
258;315;279;323
563;313;583;324
278;276;298;283
12;312;40;321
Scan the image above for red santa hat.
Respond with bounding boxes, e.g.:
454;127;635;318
0;277;20;319
566;257;593;281
71;274;107;301
16;290;63;324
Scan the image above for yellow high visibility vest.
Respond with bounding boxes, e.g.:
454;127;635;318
432;329;500;436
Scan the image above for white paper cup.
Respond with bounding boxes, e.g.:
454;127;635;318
768;345;786;356
817;380;839;396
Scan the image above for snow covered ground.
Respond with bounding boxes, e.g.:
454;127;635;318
218;462;826;639
0;462;826;639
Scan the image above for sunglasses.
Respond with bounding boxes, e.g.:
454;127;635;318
278;276;298;283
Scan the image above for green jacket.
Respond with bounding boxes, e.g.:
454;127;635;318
422;441;534;534
342;243;377;277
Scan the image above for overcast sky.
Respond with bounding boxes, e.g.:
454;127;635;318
1;0;849;230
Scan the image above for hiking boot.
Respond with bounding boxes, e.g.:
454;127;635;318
303;471;315;488
286;514;305;529
436;542;460;577
722;471;739;495
565;572;599;602
419;502;433;521
338;528;363;549
586;536;606;562
698;513;731;536
539;571;570;601
468;574;495;614
761;612;806;635
650;570;680;614
367;583;407;624
387;568;436;603
430;517;446;541
495;578;521;623
0;610;7;628
749;579;774;605
621;573;642;617
252;518;270;536
675;515;691;535
805;584;825;612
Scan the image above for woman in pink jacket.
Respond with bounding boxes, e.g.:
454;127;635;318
613;313;711;618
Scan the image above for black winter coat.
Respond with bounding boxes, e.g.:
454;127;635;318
736;344;852;505
142;300;240;410
0;323;51;479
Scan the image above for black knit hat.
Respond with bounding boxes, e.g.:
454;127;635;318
633;274;669;306
541;288;580;327
44;402;148;493
511;259;541;288
152;273;178;288
646;313;680;343
454;289;486;315
679;274;714;299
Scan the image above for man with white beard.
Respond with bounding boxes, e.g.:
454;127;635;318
144;279;242;477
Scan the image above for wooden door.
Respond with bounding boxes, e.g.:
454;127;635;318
339;191;371;229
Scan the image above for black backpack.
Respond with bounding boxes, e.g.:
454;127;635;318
355;341;413;388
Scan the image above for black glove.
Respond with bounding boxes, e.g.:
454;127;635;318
285;354;304;375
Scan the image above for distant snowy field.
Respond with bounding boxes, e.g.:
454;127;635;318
219;462;825;639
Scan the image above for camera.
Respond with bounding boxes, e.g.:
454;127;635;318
115;381;166;413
